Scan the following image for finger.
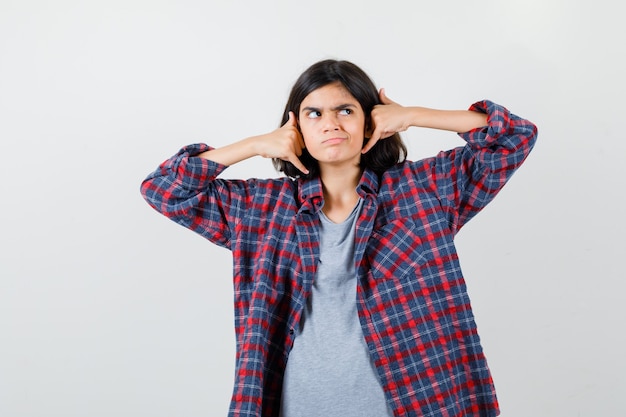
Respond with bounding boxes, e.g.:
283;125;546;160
298;137;306;152
362;130;381;154
379;88;397;105
283;112;305;150
287;111;298;127
295;127;305;150
282;111;295;129
288;155;309;175
293;137;304;156
287;111;305;147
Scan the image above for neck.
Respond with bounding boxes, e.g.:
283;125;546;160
319;164;361;223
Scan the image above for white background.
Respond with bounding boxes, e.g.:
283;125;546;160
1;1;624;416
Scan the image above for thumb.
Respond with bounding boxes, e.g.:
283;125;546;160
379;88;396;105
287;111;298;127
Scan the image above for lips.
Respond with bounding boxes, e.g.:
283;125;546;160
322;137;347;145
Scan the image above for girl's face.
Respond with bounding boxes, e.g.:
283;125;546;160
298;82;367;171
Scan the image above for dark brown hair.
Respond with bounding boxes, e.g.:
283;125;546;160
273;59;407;179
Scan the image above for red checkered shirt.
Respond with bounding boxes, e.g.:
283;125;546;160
141;100;537;416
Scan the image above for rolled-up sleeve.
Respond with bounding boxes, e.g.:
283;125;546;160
433;100;538;232
140;143;252;249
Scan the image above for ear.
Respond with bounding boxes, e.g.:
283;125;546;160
364;115;373;136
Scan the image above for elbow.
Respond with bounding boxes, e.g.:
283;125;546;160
140;178;169;215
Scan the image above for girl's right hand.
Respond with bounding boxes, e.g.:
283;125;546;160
255;111;309;174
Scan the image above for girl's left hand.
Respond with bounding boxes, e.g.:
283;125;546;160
363;88;414;154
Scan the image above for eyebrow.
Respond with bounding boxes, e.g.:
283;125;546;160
301;103;358;112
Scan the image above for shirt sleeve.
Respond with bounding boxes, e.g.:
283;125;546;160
432;100;538;233
140;143;253;249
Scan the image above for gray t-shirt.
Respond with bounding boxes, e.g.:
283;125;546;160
280;200;393;417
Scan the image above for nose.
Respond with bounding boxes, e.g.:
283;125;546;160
322;113;340;132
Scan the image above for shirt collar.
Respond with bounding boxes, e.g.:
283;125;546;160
356;168;379;198
297;168;380;212
297;176;323;214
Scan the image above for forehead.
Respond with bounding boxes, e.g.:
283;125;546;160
300;82;361;109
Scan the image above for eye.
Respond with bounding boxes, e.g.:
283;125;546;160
307;110;322;119
338;108;352;116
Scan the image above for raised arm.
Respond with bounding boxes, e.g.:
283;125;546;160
365;89;537;231
198;111;309;174
140;112;310;248
432;100;537;231
363;89;488;153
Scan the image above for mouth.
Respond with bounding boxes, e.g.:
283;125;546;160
322;137;347;145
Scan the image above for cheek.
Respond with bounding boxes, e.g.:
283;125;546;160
351;122;367;141
301;133;312;149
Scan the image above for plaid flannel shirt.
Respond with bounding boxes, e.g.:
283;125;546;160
141;100;537;416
